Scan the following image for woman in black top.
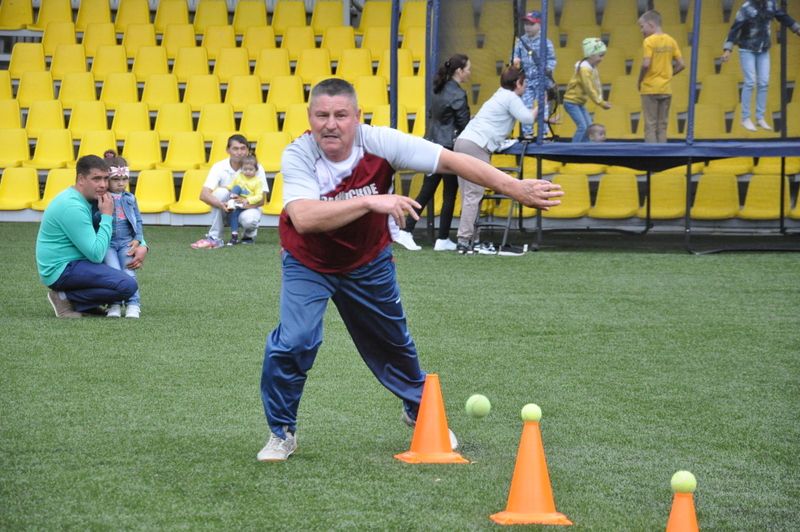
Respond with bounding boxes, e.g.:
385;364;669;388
394;54;472;251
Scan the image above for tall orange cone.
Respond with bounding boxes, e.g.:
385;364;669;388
394;373;469;464
666;471;699;532
490;404;572;526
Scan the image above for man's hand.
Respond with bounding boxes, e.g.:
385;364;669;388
127;245;148;270
220;200;232;212
366;194;421;228
127;240;140;254
510;179;564;210
97;192;113;215
720;50;731;63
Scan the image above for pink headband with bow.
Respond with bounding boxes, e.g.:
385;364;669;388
109;166;129;178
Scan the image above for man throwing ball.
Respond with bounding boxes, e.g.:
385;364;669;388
258;78;563;461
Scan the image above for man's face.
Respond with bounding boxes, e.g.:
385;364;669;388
308;94;361;162
227;141;250;164
75;168;109;201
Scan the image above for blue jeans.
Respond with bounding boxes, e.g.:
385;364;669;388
739;49;770;121
103;242;141;305
564;102;592;143
49;260;138;312
260;246;425;438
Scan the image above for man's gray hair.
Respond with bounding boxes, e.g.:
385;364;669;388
309;78;359;108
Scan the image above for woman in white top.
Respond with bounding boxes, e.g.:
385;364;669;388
454;66;537;253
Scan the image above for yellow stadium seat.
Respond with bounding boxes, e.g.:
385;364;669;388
691;173;740;220
601;0;639;34
356;1;390;36
154;0;189;35
311;0;344;37
691;103;728;140
255;132;292;172
398;75;425;115
281;103;311;138
0;0;33;29
134;169;176;212
111;102;151;141
295;48;332;86
752;157;800;176
335;48;373;83
193;0;229;34
73;129;117;165
141;73;180;112
239;103;279;140
561;24;602;50
58;72;98;110
29;0;72;32
280;25;316;62
161;23;197;60
122;130;162;170
588;174;640;219
49;44;87;82
132;46;169;82
172;47;210;83
201;24;236;61
41;21;77;57
698;73;739;112
370;104;409;132
170;168;212;213
68;100;109;140
31;169;77;210
254;48;292;85
705;157;754;175
602;104;638;140
242;25;276;61
82;23;117;59
687;0;725;29
24;129;75;170
738;174;791;220
558;0;597;31
399;1;426;35
651;0;682;25
115;0;151;33
637;173;686;219
410;111;425;137
266;75;304;113
197;103;236;141
598;47;627;81
0;70;11;100
182;74;222;111
353;75;388;115
0;167;40;209
225;75;265;113
233;0;268;35
154;103;194;142
213;47;252;84
8;42;46;80
90;45;128;81
606;75;641;113
0;128;30;167
75;0;111;32
158;131;206;170
560;162;607;175
400;25;426;63
25;99;65;138
376;48;415;80
552;47;583;85
16;70;55;109
521;156;563;177
321;25;356;62
541;174;591;218
361;25;391;62
262;173;284;215
122;23;157;59
99;72;139;110
271;1;307;37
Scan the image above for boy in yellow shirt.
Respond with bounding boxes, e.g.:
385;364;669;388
638;10;685;143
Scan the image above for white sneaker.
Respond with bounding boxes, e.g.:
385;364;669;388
741;118;757;132
257;429;297;462
394;230;421;251
402;410;459;450
106;304;122;318
433;238;457;251
125;304;140;318
756;118;772;130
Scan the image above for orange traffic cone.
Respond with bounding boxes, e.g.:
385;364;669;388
666;471;699;532
490;405;572;526
394;373;469;464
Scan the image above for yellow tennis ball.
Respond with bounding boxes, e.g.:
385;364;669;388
671;471;697;493
520;403;542;421
465;394;491;418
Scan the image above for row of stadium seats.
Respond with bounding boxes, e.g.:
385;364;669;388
4;166;800;223
0;0;418;38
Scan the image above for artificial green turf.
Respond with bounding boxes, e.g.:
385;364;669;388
1;222;798;530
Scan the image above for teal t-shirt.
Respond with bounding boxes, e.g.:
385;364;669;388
35;187;113;286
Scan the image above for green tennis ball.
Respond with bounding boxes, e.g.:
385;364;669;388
670;471;697;493
520;403;542;422
465;394;491;418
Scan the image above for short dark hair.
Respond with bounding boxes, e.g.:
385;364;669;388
227;134;250;149
310;77;358;107
500;66;525;90
75;155;108;177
